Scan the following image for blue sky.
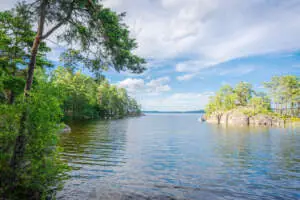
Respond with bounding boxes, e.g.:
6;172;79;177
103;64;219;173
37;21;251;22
1;0;300;111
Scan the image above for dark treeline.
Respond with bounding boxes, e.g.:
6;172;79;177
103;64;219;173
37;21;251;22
52;67;142;120
0;1;145;199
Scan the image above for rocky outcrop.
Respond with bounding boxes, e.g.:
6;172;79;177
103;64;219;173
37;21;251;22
249;114;285;127
249;114;272;126
205;112;222;124
271;117;285;127
204;111;285;127
59;124;71;133
225;110;249;126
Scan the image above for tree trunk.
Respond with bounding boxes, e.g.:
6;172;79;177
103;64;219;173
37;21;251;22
8;70;16;104
10;0;47;182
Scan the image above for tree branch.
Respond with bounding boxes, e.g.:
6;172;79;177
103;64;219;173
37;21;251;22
40;1;75;39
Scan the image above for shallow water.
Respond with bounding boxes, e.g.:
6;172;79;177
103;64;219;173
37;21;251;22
57;114;300;200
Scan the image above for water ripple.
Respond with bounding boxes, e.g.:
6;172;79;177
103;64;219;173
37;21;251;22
57;115;300;200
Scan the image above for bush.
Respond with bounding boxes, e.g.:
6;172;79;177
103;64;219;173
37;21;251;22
0;78;69;199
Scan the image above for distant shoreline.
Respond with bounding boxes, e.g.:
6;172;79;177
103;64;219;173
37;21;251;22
143;110;205;114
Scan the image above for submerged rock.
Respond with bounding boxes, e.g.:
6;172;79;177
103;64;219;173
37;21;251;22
59;124;71;133
200;114;207;122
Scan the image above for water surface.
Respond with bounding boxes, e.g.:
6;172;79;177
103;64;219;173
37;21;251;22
57;114;300;200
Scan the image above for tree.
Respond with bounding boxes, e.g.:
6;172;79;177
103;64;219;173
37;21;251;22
0;10;51;104
248;96;271;115
264;75;300;116
234;81;253;106
10;0;146;189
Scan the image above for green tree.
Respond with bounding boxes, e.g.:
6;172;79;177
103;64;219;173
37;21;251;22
1;0;145;194
10;0;146;184
264;75;300;116
248;96;271;115
234;81;253;106
0;10;51;104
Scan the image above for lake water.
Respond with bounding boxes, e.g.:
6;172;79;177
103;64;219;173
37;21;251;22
57;114;300;200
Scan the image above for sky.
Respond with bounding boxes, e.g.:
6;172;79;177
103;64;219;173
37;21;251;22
1;0;300;111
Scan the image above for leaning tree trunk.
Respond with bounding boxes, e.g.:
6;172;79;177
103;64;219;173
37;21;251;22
9;0;47;182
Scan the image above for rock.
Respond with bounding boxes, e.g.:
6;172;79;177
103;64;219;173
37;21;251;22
205;109;288;127
249;114;272;126
271;117;285;127
220;111;232;125
59;124;71;133
200;114;207;122
227;110;249;126
206;112;222;124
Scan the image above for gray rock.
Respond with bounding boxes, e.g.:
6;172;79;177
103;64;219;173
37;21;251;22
249;114;272;126
200;114;207;122
220;111;232;125
227;111;249;126
59;124;71;133
206;112;223;124
271;117;285;127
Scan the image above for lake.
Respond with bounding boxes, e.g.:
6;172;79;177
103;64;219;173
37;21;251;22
57;114;300;200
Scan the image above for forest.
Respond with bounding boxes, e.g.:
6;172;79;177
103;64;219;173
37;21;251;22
205;75;300;118
0;1;145;199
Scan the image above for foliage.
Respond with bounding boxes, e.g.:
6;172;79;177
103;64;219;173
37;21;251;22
206;76;300;118
235;82;253;106
51;67;141;120
0;1;145;198
264;75;300;116
0;72;69;199
17;0;146;74
0;10;51;104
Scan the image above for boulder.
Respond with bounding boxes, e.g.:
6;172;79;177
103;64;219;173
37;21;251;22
59;124;71;133
200;114;207;122
227;110;249;126
249;114;272;126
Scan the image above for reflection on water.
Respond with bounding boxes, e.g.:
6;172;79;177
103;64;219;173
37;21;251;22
57;114;300;200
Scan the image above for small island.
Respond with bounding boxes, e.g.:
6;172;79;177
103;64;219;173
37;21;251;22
202;75;299;127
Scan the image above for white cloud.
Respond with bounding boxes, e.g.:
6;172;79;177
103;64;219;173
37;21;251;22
146;76;171;93
102;0;300;71
118;76;171;95
176;73;201;81
142;92;214;111
218;65;255;76
3;0;300;68
175;60;217;72
118;78;145;93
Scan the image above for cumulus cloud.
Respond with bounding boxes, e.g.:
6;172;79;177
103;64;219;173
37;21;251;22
3;0;300;67
142;92;214;111
118;76;171;95
118;78;145;93
102;0;300;72
146;76;170;93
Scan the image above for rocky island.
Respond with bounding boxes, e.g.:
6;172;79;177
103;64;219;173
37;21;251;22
202;110;285;127
202;76;299;127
